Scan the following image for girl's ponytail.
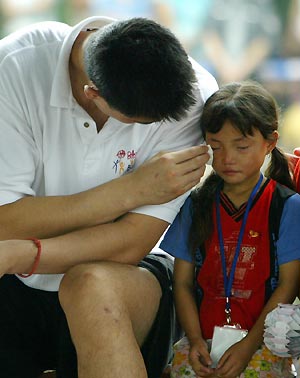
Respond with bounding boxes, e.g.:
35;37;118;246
265;147;295;190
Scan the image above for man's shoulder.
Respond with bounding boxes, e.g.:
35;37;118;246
188;56;219;102
0;21;70;62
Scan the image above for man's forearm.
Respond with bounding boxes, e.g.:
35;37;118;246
0;174;140;240
0;146;209;240
2;212;168;276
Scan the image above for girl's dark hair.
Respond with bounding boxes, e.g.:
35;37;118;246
84;18;197;121
190;81;295;252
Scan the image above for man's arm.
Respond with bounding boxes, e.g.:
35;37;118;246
0;146;209;240
2;212;168;276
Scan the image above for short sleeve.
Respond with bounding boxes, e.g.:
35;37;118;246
276;193;300;265
0;93;39;205
159;196;194;262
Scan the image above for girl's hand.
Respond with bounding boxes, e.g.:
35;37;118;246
214;338;255;378
189;338;214;377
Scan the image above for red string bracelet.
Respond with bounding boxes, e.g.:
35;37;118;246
18;238;42;278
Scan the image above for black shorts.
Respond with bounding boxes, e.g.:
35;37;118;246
0;253;180;378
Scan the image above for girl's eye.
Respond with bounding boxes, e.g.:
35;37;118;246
211;146;220;151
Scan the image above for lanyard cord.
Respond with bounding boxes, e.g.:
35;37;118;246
216;173;263;323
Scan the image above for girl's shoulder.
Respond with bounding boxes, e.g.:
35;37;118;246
277;184;300;233
267;179;297;205
282;191;300;212
276;192;300;264
271;180;299;208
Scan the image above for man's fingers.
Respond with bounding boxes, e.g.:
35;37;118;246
171;145;209;164
153;145;209;169
158;152;207;195
153;145;208;163
176;152;209;175
182;166;206;190
134;146;210;205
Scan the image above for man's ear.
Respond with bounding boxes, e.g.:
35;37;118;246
83;83;99;99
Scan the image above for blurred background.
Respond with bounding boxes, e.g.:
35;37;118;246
0;0;299;152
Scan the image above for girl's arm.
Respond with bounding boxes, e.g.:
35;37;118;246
216;259;300;377
173;258;213;375
242;260;300;350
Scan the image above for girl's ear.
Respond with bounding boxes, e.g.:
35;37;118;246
267;130;279;154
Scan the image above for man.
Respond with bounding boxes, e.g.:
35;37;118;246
0;16;218;378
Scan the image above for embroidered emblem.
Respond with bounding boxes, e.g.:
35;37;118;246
117;150;126;159
127;150;136;159
119;161;125;174
112;149;136;175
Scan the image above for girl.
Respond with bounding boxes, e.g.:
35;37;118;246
160;81;300;378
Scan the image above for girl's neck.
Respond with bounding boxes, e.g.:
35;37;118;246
223;174;266;208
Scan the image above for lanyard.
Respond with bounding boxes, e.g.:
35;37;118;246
216;173;263;324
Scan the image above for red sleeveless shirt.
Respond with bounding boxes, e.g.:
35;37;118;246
197;180;276;339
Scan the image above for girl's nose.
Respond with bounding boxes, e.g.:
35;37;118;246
222;149;235;164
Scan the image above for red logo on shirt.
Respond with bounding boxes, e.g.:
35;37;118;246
113;149;136;175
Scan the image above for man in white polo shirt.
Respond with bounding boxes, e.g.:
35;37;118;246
0;16;218;378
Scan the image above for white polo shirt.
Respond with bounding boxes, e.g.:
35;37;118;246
0;16;218;291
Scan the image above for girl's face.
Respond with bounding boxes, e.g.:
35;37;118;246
206;120;277;189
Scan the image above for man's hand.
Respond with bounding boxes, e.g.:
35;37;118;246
132;145;209;205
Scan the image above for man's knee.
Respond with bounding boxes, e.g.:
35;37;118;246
58;261;162;344
59;262;123;312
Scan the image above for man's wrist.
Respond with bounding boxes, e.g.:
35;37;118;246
118;171;147;210
6;240;38;275
18;238;42;278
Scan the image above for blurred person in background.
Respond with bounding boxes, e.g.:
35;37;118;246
0;0;58;36
256;0;300;157
153;0;212;58
89;0;154;20
198;0;284;84
295;154;300;194
290;147;300;193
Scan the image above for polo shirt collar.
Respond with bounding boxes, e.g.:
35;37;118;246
50;16;115;108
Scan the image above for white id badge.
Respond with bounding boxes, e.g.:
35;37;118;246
210;325;248;368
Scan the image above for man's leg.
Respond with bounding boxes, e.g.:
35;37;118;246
59;261;162;378
0;275;58;378
139;255;181;377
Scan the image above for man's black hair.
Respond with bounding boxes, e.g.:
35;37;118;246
84;18;197;121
